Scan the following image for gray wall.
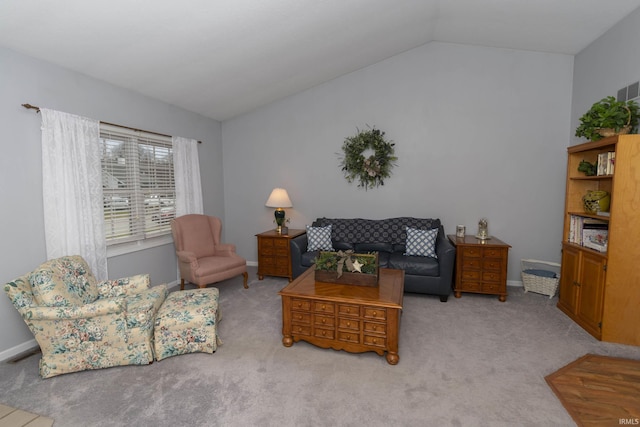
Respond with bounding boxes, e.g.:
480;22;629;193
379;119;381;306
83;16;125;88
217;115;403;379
222;42;573;283
0;46;224;360
571;7;640;145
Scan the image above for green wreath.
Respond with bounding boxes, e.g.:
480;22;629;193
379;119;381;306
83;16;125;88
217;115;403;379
339;127;397;190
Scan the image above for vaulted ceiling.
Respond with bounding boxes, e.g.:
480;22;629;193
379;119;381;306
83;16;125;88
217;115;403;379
1;1;639;121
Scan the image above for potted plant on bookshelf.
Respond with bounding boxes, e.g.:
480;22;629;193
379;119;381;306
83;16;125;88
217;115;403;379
575;96;639;141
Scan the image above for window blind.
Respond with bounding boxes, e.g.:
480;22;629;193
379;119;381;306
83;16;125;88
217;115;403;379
100;123;175;245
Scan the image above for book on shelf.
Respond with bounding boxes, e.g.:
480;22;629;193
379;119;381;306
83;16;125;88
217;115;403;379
568;215;608;247
582;228;608;252
596;151;615;176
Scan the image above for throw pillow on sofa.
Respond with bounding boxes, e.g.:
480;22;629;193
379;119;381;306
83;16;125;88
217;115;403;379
306;225;334;251
405;226;438;258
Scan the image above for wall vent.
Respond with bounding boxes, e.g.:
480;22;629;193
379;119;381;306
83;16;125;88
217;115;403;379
617;81;640;101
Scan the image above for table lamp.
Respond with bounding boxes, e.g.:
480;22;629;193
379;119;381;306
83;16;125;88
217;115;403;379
265;188;293;233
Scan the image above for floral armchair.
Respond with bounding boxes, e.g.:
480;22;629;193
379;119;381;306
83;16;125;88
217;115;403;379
4;255;167;378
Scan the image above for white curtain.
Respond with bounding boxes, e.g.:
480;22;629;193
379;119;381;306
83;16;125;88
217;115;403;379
173;136;203;216
41;109;108;280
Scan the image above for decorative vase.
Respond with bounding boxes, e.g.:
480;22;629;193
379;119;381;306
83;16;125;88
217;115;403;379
582;190;610;213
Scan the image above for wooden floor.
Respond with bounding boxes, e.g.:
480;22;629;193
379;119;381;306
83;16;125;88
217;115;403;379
545;354;640;426
0;403;54;427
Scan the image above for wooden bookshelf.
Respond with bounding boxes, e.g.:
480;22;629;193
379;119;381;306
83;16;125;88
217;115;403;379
558;135;640;346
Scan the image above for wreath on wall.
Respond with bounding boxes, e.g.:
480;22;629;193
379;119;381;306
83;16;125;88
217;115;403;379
339;126;397;190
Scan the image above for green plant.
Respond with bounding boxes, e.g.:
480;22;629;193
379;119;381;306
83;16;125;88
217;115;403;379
577;160;597;176
339;126;397;190
314;251;378;277
575;96;639;141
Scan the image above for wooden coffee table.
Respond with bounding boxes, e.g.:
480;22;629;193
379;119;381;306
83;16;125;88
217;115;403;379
278;267;404;364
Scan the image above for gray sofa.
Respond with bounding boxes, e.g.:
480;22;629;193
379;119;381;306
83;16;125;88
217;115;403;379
290;217;456;302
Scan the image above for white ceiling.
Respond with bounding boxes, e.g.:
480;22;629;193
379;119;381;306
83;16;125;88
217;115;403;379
1;1;639;121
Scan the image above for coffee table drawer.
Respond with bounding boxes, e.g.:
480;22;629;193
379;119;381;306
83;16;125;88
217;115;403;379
291;299;311;311
338;331;359;344
364;334;386;348
314;327;335;340
364;321;386;335
291;312;310;324
338;317;359;331
291;324;311;336
363;307;386;321
314;301;335;314
338;304;359;317
314;314;334;328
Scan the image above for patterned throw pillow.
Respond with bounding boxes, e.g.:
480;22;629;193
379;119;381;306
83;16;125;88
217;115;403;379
404;227;438;258
306;225;334;251
29;256;99;306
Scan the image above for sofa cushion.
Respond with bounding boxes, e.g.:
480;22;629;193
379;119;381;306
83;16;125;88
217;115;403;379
404;227;438;258
354;242;394;253
388;252;439;276
332;241;354;251
29;256;98;307
313;217;440;245
306;225;334;251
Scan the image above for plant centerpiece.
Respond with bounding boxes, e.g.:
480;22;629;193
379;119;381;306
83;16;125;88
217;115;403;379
339;126;397;190
575;96;639;141
314;250;379;287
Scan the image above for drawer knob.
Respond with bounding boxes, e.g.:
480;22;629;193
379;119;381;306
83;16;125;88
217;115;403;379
322;318;326;324
347;321;351;327
372;339;377;344
297;315;302;320
322;331;327;336
321;304;326;310
372;311;377;316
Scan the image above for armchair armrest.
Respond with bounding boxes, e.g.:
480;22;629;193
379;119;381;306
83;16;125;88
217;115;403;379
97;274;150;299
215;243;237;257
21;297;126;321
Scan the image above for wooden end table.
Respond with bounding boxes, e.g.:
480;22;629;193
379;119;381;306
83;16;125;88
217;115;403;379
447;234;511;302
278;267;404;365
256;229;305;281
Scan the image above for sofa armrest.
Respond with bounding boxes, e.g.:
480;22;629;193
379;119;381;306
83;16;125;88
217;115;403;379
22;297;126;321
97;274;150;299
436;226;456;289
290;234;309;279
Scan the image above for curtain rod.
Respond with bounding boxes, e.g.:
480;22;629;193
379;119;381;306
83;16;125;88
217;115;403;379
22;103;202;143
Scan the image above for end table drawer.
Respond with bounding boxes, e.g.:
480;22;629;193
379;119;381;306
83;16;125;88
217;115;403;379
460;281;481;292
462;258;481;269
482;248;505;258
462;270;480;280
462;247;481;257
482;283;503;293
482;272;502;282
482;259;503;270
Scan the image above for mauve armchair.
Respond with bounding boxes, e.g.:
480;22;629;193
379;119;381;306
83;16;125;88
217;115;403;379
171;214;248;290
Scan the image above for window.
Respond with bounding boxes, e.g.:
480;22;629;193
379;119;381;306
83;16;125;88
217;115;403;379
100;124;176;246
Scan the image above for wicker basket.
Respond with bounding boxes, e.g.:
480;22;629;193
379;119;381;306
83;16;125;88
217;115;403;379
521;259;560;298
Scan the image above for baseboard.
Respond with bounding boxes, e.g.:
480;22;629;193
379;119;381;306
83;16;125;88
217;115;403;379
247;261;258;267
0;339;38;363
508;280;523;288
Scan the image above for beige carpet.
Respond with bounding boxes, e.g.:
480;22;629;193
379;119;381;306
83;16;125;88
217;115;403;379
545;354;640;426
0;403;54;427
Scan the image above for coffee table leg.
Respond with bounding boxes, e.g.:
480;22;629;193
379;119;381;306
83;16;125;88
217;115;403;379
386;352;399;365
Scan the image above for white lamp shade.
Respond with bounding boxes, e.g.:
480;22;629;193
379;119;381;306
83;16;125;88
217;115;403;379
265;188;292;208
